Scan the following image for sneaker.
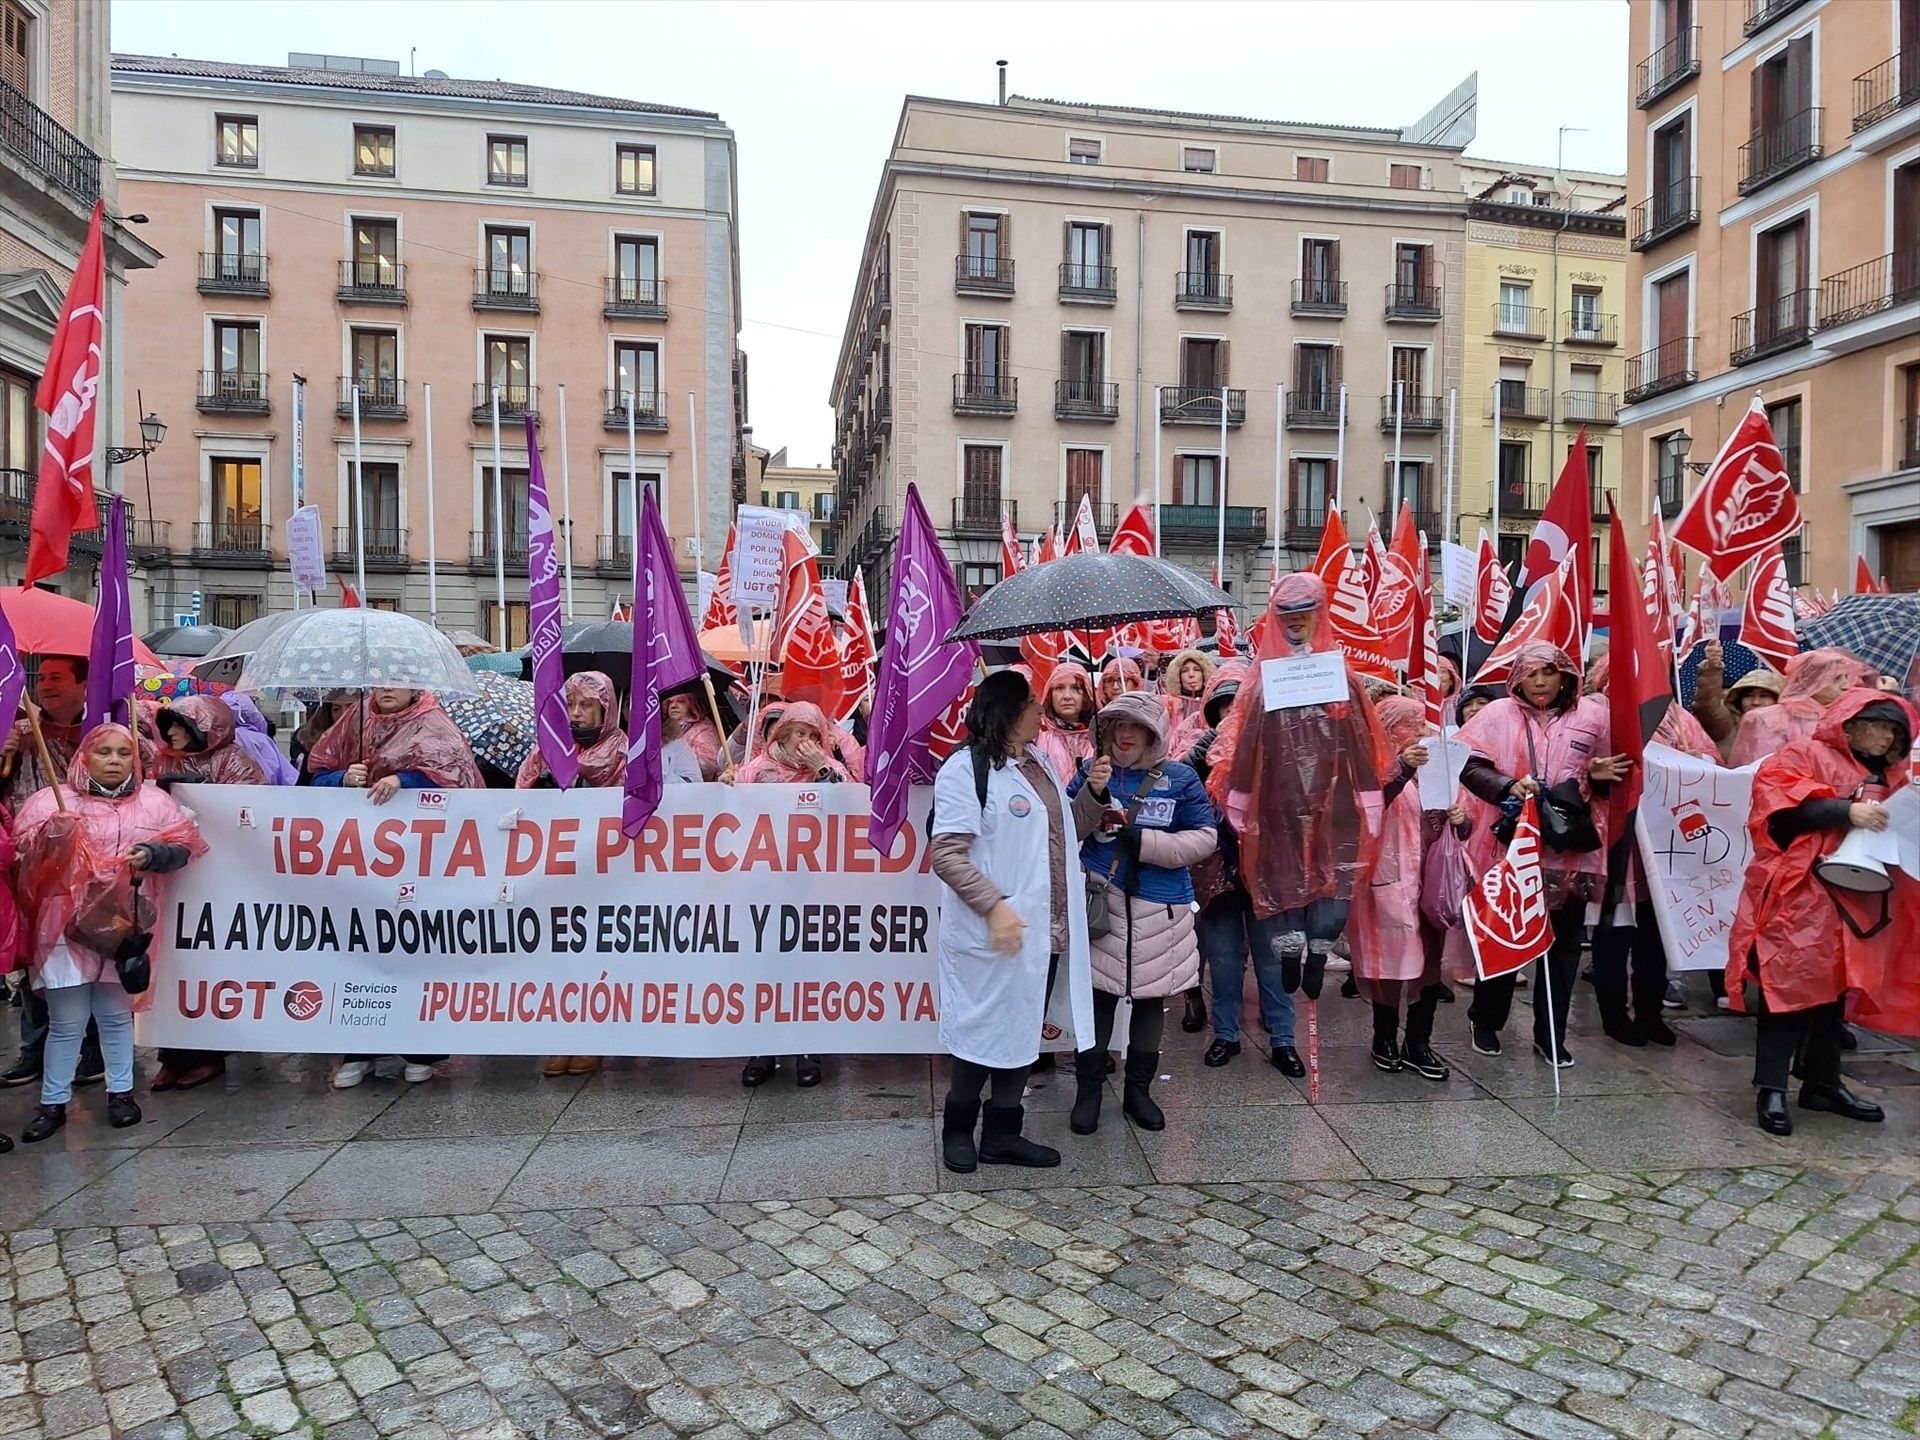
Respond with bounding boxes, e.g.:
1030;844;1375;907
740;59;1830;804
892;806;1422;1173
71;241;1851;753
1371;1036;1402;1073
402;1063;436;1083
331;1061;372;1090
1402;1043;1451;1082
1532;1040;1575;1069
1715;995;1733;1011
0;1055;41;1088
1471;1026;1502;1057
1663;979;1687;1010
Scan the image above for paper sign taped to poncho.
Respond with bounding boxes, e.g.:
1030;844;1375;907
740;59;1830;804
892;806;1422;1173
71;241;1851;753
1416;735;1474;811
1635;743;1757;972
1260;652;1349;711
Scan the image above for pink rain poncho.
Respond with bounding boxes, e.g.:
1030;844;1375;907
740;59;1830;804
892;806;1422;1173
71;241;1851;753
737;702;851;784
305;690;483;789
1170;658;1249;760
516;671;627;788
1205;573;1393;920
1728;647;1874;767
1096;657;1145;707
153;695;269;787
11;724;207;1006
1036;666;1097;781
1160;647;1215;735
1348;696;1428;995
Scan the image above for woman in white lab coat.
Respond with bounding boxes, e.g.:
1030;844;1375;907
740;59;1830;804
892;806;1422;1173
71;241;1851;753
930;671;1098;1174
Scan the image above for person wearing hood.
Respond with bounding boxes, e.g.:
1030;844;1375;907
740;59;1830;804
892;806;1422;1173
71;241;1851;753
1035;666;1097;780
1728;692;1917;1136
1691;641;1783;763
11;723;207;1141
291;690;356;784
1065;691;1217;1134
1161;648;1215;734
220;692;299;786
1096;656;1145;708
1456;642;1627;1066
662;687;725;779
1204;573;1393;1008
1729;648;1874;767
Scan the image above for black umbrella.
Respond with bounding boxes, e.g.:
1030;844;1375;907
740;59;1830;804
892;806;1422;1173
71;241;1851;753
948;553;1237;642
520;622;741;729
142;624;231;658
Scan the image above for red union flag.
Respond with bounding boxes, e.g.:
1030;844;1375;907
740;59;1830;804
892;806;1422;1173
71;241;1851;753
1738;544;1798;671
1464;796;1553;980
1211;563;1238;657
1374;502;1423;672
703;525;739;630
1672;397;1803;581
1473;531;1511;644
28;199;107;585
1310;512;1395;681
1000;508;1023;578
836;564;879;723
772;528;846;717
1854;554;1883;595
1472;548;1581;686
1641;511;1677;659
1063;492;1099;556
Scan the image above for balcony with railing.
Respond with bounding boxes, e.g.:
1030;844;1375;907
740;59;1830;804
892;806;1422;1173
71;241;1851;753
330;527;409;571
603;275;668;319
1637;27;1701;108
1160;386;1246;426
1283;502;1329;549
1384;282;1442;321
1624;337;1695;404
595;535;634;577
1291;277;1348;316
952;372;1017;415
1379;392;1445;431
1055;379;1119;421
955;253;1014;295
337;259;407;304
1819;249;1920;328
470;383;538;423
1630;177;1700;249
1053;500;1117;539
951;496;1013;537
0;468;30;537
854;505;893;564
872;386;893;435
192;521;271;563
1564;310;1619;346
472;267;539;312
1285;391;1342;429
197;252;268;297
1175;271;1233;310
337;376;406;420
1489;382;1549;423
1744;0;1812;35
1730;289;1815;365
602;388;668;432
196;370;269;414
1561;391;1622;426
1058;262;1117;302
1853;53;1920;133
1738;109;1823;194
129;519;170;557
0;75;102;207
469;529;532;572
1493;303;1549;340
1160;504;1267;542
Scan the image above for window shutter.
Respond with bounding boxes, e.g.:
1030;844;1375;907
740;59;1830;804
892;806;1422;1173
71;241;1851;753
1288;459;1300;513
1328;346;1343;387
1786;36;1812;114
959;209;970;250
1062;221;1073;260
1217;339;1231;384
1291;346;1306;393
1060;329;1073;386
1750;64;1766;141
998;213;1011;256
1328;238;1341;280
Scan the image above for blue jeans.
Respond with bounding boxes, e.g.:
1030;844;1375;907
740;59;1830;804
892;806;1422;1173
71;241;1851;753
1199;893;1297;1046
43;983;135;1104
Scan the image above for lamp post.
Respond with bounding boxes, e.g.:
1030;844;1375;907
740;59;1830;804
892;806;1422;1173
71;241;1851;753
104;390;165;548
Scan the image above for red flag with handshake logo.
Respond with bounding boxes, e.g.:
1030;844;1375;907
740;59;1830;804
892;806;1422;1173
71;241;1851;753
27;200;107;585
1738;544;1799;671
1672;397;1802;582
1463;796;1553;981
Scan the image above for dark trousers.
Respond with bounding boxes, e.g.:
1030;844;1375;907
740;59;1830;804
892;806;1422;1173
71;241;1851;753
1372;987;1446;1049
1467;899;1587;1050
1590;900;1670;1028
1754;999;1845;1093
945;1056;1031;1111
1090;990;1166;1055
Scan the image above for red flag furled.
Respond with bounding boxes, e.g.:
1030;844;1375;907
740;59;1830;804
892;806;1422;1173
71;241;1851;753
1642;510;1677;660
1854;554;1883;595
772;528;846;717
1606;503;1672;841
1472;548;1581;686
1211;564;1238;657
1411;577;1444;731
836;565;879;723
1036;528;1060;566
1360;516;1388;606
703;524;739;630
338;576;362;608
1309;512;1395;682
1739;544;1799;672
1518;431;1594;652
1671;398;1803;582
1463;796;1554;981
1064;492;1099;556
27;200;107;585
1374;502;1424;673
1000;508;1024;579
1472;530;1511;644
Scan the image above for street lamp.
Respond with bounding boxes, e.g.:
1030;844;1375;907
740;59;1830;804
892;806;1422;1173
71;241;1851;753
104;388;164;548
1665;430;1711;476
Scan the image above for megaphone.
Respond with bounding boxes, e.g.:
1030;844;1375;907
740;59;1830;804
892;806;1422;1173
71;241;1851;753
1815;827;1894;894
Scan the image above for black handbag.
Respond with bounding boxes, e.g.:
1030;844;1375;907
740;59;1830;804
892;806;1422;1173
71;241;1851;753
1493;724;1601;853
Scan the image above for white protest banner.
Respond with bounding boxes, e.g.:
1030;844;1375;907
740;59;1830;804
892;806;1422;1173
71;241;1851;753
1417;734;1474;811
286;506;327;592
1636;743;1756;972
1260;652;1349;711
730;506;790;609
1883;786;1920;880
696;570;716;625
1440;541;1476;610
820;578;849;616
140;783;947;1056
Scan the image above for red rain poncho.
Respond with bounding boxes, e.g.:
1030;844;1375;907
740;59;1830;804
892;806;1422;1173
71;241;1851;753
1206;573;1392;919
737;702;851;784
516;671;627;788
11;723;207;1004
1726;689;1918;1030
153;695;269;787
1728;647;1874;767
1036;666;1097;780
1349;696;1428;990
305;690;483;789
3;712;83;814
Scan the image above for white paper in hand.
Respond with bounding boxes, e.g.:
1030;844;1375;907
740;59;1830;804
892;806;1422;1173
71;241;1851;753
1260;652;1349;711
1416;735;1474;811
1882;787;1920;880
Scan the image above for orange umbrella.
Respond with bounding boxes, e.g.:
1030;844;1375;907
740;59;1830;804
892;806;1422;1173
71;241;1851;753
0;587;161;665
697;623;776;666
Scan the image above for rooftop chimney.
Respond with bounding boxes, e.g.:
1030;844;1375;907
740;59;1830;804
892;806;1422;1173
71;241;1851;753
997;60;1008;106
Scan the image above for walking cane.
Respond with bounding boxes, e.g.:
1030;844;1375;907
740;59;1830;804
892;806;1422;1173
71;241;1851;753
1538;957;1563;1099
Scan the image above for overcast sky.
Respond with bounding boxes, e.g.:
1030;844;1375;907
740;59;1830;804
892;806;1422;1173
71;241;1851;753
111;0;1629;467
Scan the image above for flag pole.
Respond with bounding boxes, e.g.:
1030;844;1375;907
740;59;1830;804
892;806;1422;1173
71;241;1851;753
557;382;574;620
626;384;639;595
1443;386;1458;557
350;384;367;601
24;701;67;814
1539;959;1563;1098
1490;379;1504;553
688;390;703;575
1390;379;1405;516
1214;383;1229;584
680;390;694;554
1272;385;1284;554
489;387;507;650
1334;384;1348;515
423;382;438;629
1152;384;1162;557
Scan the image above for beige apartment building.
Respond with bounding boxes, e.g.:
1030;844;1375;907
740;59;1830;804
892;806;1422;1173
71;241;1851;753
828;80;1479;607
111;51;744;643
1622;0;1920;594
758;448;837;560
2;0;160;596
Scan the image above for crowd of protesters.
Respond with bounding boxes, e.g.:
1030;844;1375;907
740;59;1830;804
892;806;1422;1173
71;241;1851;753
0;587;1912;1161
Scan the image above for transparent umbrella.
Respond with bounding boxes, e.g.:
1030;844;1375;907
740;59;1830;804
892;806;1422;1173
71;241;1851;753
238;608;479;695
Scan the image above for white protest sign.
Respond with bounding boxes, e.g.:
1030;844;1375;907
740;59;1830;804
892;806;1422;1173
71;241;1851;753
1260;652;1349;710
1636;743;1756;972
286;506;327;592
1882;786;1920;880
1440;541;1476;609
1417;734;1474;811
696;570;716;624
731;506;790;609
820;579;849;616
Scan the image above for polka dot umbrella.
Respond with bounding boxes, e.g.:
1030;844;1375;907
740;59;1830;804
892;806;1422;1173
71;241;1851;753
947;552;1237;642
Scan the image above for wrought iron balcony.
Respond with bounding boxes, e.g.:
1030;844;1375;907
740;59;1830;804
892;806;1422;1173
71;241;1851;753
1055;379;1118;421
1564;310;1619;346
470;530;531;570
1624;338;1695;404
854;506;893;564
951;497;1013;536
596;535;634;576
872;386;892;434
1730;290;1815;365
196;370;269;414
602;388;668;431
1489;383;1549;423
0;75;102;207
1160;386;1246;426
1636;27;1701;108
1630;177;1700;250
330;527;409;569
338;259;407;304
1738;109;1823;195
1819;249;1920;327
1285;392;1343;429
1058;262;1117;301
1853;53;1920;133
1744;0;1812;36
470;383;538;423
1493;303;1548;340
1561;391;1622;426
1291;277;1347;316
952;372;1017;415
1053;500;1116;539
197;252;268;296
1384;282;1442;321
1175;271;1233;310
192;521;270;561
955;254;1014;295
472;267;540;311
1160;504;1266;542
604;275;668;319
337;376;406;419
1380;392;1444;431
129;519;170;556
1284;505;1329;548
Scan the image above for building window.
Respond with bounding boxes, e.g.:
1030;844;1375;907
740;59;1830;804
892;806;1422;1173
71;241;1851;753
1182;146;1216;173
353;124;395;177
2;0;31;97
350;217;399;286
1498;280;1533;332
211;320;262;390
1498;441;1529;513
1292;343;1339;406
216;113;258;167
349;329;399;405
1570;286;1603;336
613;340;661;411
1766;397;1801;490
820;529;839;558
776;490;801;510
1750;36;1813;155
487;134;528;186
210;457;263;535
205;594;262;630
1183;231;1223;294
1065;448;1104;510
1295;155;1329;183
1065;221;1108;288
961;211;1007;282
1780;532;1805;586
1392;242;1433;304
961;445;1002;523
616;143;656;195
350;461;402;550
481;466;531;555
958;563;1001;600
484;335;531;403
1068;135;1102;164
1656;431;1686;517
1289;457;1332;527
481;601;531;650
1653;269;1691;381
1179;336;1227;389
211;208;263;282
1388;460;1430;517
1061;329;1105;394
1390;163;1421;189
609;470;661;542
1507;185;1536;205
1755;217;1809;347
1176;455;1219;507
1904;364;1920;467
1;364;36;472
483;227;532;297
1652;112;1692;227
1569;442;1605;507
813;493;835;521
613;235;659;304
1389;345;1428;402
963;323;1008;383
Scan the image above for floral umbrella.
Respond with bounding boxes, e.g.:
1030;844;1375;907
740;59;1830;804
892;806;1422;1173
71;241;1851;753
440;671;537;776
238;608;478;695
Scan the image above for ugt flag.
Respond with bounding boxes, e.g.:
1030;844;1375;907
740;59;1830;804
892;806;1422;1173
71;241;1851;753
28;200;107;584
1672;398;1802;582
1464;796;1553;980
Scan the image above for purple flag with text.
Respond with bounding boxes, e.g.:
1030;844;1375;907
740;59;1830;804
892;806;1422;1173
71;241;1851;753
624;483;704;837
0;591;23;737
525;414;578;789
867;483;978;855
85;494;133;729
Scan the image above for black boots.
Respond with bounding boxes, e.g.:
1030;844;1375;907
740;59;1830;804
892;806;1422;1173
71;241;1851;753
21;1104;65;1143
1070;1048;1105;1135
1180;988;1207;1033
978;1105;1059;1167
1757;1088;1792;1135
942;1094;980;1173
1121;1051;1165;1131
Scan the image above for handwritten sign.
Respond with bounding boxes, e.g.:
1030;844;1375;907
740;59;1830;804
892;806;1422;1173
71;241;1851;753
1636;743;1757;972
286;506;327;592
1260;652;1349;711
730;506;790;609
696;570;716;625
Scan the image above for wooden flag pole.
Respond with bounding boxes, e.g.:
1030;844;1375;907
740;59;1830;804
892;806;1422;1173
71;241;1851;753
24;700;67;814
701;674;736;780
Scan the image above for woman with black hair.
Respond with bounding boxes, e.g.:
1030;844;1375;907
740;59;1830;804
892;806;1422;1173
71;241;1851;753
929;670;1099;1174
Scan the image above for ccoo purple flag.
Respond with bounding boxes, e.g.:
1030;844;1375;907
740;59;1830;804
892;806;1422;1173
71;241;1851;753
867;483;978;855
0;596;23;741
623;483;704;837
85;494;133;729
524;414;578;789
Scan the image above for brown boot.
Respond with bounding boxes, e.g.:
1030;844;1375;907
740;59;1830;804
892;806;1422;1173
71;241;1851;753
542;1056;570;1078
567;1056;600;1076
